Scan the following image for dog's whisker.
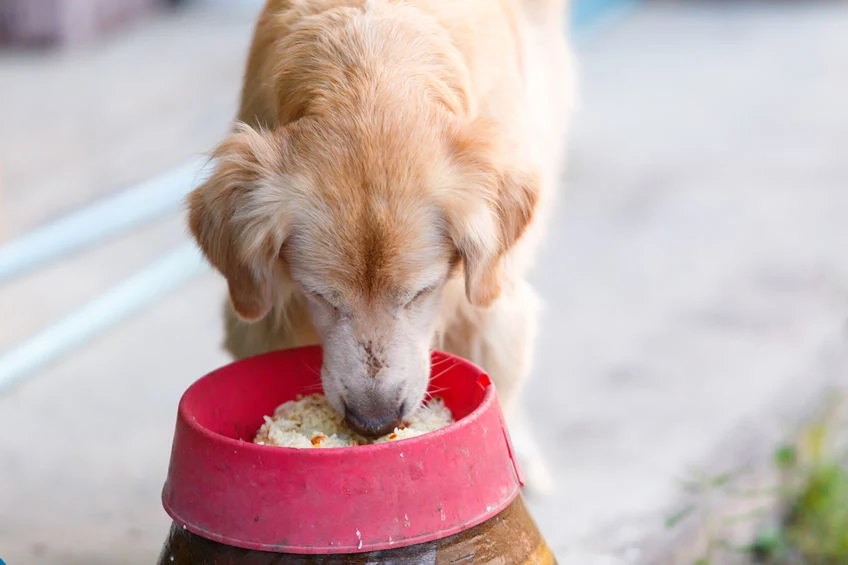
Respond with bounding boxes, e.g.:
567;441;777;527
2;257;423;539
429;360;460;382
429;356;454;370
299;360;322;379
433;361;459;379
425;385;449;397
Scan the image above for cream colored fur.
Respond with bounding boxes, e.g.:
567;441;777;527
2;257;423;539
188;0;573;493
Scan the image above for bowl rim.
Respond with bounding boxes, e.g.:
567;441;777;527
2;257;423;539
178;349;495;455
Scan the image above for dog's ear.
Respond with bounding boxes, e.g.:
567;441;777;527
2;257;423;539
440;118;541;308
188;124;293;321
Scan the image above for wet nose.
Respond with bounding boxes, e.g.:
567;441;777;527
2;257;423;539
344;398;403;438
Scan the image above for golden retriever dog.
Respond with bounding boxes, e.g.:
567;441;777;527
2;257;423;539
188;0;572;492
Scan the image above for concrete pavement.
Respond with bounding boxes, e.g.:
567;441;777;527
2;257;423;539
1;1;847;563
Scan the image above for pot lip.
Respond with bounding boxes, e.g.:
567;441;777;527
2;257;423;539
162;484;521;554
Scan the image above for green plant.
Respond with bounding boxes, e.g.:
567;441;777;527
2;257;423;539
664;397;848;565
748;416;848;564
782;461;848;563
664;468;751;564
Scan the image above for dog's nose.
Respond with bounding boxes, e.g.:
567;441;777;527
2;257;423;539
344;400;403;438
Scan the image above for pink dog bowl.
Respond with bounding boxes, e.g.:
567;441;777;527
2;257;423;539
161;346;524;554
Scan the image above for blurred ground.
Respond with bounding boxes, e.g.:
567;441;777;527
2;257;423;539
0;5;253;239
1;1;847;564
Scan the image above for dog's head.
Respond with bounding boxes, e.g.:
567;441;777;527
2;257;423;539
188;113;538;436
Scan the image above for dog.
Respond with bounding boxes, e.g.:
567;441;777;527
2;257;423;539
188;0;573;493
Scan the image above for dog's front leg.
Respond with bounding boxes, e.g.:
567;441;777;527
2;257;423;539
441;278;554;496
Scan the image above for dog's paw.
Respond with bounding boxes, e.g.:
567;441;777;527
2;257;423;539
506;415;557;497
516;447;556;497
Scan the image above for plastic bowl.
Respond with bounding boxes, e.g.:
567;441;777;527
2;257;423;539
161;346;523;554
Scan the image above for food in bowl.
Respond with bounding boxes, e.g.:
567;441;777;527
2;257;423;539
254;394;454;448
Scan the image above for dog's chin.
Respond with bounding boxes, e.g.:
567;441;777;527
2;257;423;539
398;387;427;421
319;371;347;417
401;370;430;420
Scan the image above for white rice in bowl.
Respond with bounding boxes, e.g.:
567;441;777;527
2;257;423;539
254;394;454;448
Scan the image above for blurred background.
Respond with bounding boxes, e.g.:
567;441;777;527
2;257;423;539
1;0;847;563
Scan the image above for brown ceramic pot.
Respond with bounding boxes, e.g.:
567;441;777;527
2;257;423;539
157;496;556;565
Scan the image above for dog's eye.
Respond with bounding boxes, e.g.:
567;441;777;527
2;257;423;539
309;292;338;311
405;286;436;308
